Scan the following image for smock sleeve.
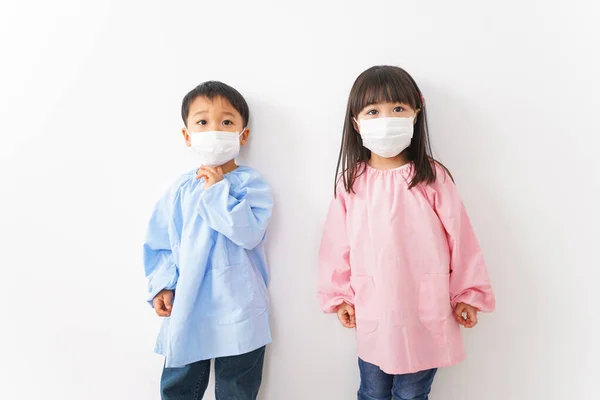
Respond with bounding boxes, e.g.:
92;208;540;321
197;172;273;250
143;181;183;306
318;188;354;313
427;166;495;312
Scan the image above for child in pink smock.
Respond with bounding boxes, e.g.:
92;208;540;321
318;65;495;400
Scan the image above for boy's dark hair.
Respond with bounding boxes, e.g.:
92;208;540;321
335;65;451;196
181;81;249;127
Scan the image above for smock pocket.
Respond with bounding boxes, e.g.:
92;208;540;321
418;273;453;333
350;275;379;334
199;264;255;325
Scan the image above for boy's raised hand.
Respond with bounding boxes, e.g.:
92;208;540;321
336;303;356;328
455;302;478;328
196;166;224;189
153;289;174;317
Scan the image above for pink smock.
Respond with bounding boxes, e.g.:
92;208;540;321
318;163;495;374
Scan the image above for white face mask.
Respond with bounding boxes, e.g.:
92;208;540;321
190;129;245;167
355;117;414;158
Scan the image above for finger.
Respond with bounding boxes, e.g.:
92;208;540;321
342;311;350;325
200;166;218;175
155;299;171;317
198;166;215;175
347;305;355;316
203;172;217;182
216;166;224;176
347;310;356;328
154;300;167;316
164;294;173;311
468;308;478;321
467;310;478;327
153;297;164;310
156;308;170;317
339;311;351;328
348;306;356;325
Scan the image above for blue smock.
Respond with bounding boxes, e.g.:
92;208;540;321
144;166;273;367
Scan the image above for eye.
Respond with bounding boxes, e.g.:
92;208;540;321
393;106;405;112
222;120;233;126
197;120;207;125
366;109;379;115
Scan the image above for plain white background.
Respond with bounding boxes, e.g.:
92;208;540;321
1;0;599;399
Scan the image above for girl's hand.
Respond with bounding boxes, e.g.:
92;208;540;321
455;302;479;328
336;303;356;328
153;289;174;317
197;166;224;189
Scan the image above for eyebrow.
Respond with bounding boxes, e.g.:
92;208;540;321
191;110;236;118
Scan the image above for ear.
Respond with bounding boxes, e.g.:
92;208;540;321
351;117;360;134
413;109;421;125
240;128;250;146
182;127;191;147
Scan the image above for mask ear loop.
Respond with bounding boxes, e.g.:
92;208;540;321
238;127;247;137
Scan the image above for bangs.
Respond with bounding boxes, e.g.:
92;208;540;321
349;66;420;116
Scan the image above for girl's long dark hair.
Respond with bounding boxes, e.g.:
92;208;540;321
335;65;449;196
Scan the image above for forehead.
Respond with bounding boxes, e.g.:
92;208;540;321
188;95;241;118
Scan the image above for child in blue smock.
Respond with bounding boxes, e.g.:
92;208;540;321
143;81;273;400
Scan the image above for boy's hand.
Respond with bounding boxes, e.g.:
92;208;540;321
336;303;356;328
153;289;174;317
197;166;224;189
455;302;478;328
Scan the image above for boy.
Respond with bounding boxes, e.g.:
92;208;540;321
143;81;273;400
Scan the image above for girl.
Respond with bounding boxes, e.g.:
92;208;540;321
318;66;495;400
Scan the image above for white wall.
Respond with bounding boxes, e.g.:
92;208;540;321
1;1;598;399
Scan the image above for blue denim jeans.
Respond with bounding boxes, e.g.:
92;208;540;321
160;346;266;400
358;358;437;400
